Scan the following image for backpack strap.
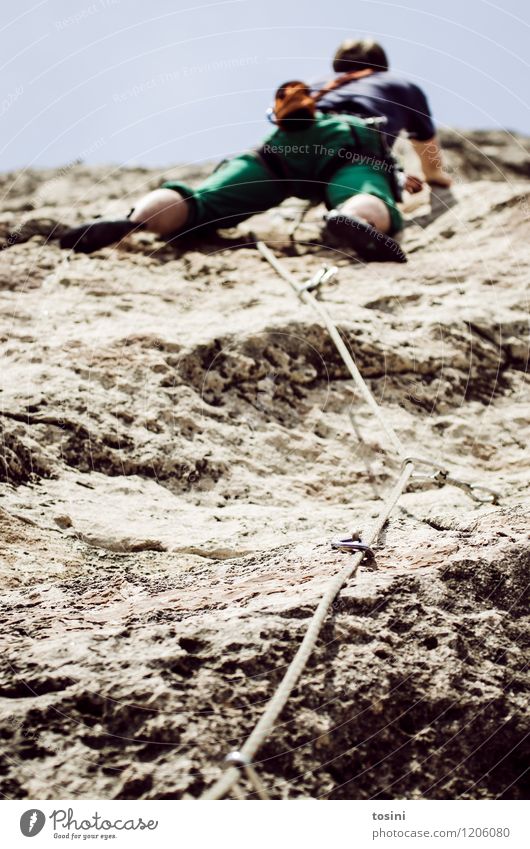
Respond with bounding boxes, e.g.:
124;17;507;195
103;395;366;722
313;68;374;103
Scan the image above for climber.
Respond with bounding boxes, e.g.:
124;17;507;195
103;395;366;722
313;38;452;191
60;78;425;263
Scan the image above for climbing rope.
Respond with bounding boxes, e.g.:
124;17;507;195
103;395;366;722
202;461;414;800
253;238;498;505
201;240;499;800
254;238;405;456
224;751;272;800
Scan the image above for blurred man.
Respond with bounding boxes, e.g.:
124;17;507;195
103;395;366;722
60;44;451;264
60;84;409;263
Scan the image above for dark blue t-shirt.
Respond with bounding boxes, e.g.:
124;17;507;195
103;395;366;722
310;71;436;147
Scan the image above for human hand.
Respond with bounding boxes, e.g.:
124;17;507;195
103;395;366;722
404;174;424;194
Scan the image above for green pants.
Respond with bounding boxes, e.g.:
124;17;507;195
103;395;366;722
162;113;402;235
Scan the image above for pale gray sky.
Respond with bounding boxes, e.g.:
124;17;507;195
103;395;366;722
1;0;528;171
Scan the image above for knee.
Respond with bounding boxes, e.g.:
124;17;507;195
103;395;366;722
130;188;189;236
340;193;391;233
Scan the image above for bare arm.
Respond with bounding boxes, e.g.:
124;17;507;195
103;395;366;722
411;136;452;187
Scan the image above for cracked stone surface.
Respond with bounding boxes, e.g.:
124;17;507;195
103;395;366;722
0;131;529;799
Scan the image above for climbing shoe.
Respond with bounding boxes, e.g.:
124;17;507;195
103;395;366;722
326;210;407;263
59;218;143;253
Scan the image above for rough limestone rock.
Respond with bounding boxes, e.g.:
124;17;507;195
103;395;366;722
0;131;528;799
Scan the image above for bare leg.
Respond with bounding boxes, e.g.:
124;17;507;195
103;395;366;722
129;188;189;236
340;193;391;233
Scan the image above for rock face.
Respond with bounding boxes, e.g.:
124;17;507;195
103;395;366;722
0;131;529;799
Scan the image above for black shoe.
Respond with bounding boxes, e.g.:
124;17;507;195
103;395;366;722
326;210;407;263
59;218;143;253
